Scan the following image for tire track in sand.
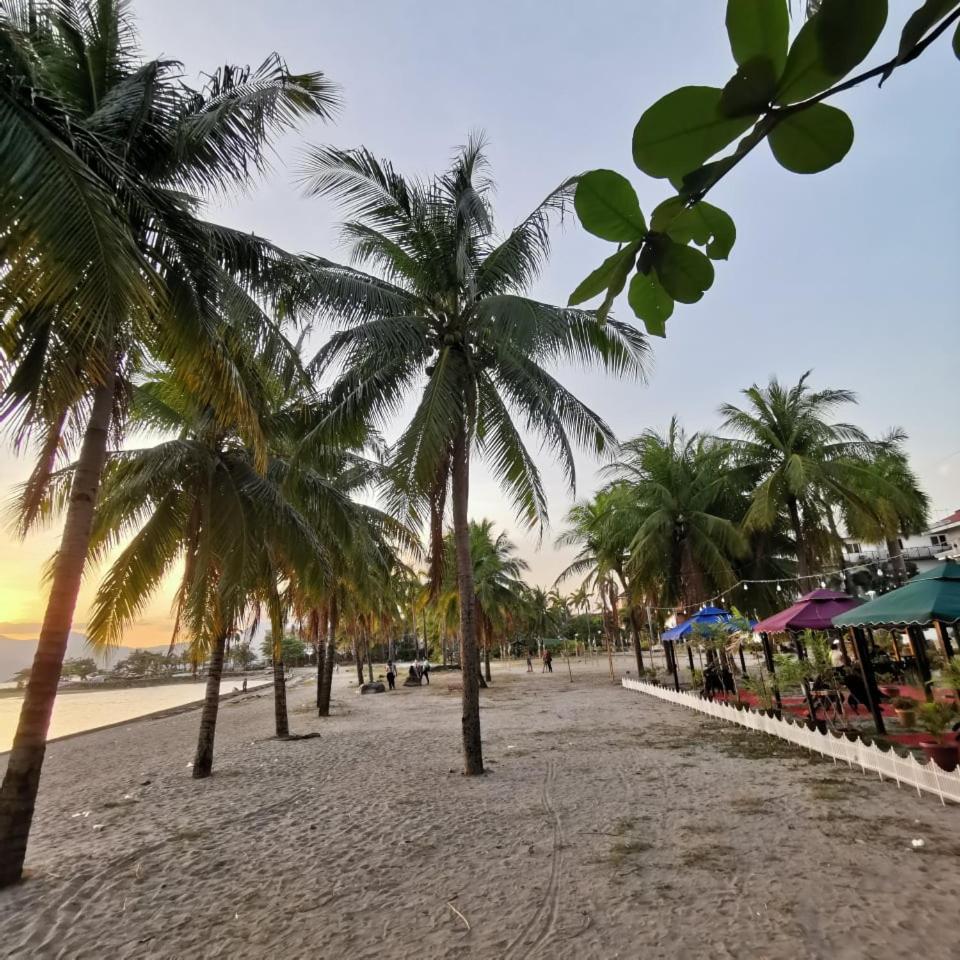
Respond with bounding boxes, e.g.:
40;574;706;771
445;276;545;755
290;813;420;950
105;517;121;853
503;759;563;960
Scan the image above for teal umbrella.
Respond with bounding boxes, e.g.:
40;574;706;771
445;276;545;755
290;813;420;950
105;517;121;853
832;561;960;628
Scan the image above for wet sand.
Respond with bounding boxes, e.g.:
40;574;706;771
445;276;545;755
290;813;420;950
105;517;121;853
1;656;959;959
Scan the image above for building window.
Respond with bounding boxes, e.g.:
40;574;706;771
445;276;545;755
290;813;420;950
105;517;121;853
931;534;948;549
845;542;862;554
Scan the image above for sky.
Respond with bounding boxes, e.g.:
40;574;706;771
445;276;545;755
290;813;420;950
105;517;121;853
0;0;957;647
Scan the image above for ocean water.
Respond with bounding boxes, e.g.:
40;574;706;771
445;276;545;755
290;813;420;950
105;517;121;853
0;678;270;753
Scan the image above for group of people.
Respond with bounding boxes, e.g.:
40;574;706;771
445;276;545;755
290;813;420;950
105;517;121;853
384;659;430;690
525;649;553;673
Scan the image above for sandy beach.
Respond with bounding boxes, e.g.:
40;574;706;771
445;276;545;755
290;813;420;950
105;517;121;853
2;656;959;959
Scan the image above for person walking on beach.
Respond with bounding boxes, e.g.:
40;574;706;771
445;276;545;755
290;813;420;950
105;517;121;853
422;660;430;685
542;649;553;673
526;652;533;673
241;678;248;692
386;661;396;690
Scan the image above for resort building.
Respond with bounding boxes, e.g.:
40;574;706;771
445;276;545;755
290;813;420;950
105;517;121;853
842;508;960;573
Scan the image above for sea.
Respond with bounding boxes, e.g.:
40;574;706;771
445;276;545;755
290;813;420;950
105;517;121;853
0;677;270;753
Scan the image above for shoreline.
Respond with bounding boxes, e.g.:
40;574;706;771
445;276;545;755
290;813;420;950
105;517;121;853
0;671;266;699
0;676;285;758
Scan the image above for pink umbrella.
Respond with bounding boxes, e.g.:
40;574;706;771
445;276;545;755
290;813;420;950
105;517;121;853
753;589;862;635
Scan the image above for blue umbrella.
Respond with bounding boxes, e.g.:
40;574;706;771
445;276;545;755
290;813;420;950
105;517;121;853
660;606;737;641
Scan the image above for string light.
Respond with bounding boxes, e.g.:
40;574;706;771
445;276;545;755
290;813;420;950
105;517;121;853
623;558;885;613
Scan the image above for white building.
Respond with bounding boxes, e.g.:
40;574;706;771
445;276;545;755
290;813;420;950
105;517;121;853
842;507;960;573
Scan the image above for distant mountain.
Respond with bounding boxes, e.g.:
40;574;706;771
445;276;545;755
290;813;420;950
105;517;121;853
0;634;182;682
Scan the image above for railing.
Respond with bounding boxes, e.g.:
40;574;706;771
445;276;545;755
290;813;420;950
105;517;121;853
622;677;960;805
843;543;950;563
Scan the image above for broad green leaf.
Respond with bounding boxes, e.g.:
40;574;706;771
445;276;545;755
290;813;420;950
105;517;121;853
767;103;853;173
882;1;959;82
653;240;715;304
720;56;779;117
899;1;959;54
628;271;674;337
569;242;640;305
776;0;888;104
650;197;687;232
672;154;741;200
632;86;757;179
726;0;790;76
651;199;736;260
574;170;647;242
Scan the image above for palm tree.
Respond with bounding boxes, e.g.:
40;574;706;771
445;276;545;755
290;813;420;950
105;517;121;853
842;430;930;581
299;137;648;773
605;419;747;613
0;1;336;883
70;369;349;773
556;487;651;676
718;372;883;579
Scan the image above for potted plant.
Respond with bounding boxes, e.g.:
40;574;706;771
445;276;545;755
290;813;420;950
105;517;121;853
891;695;918;728
917;701;960;771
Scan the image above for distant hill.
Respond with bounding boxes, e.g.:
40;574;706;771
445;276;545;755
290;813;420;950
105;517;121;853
0;634;182;682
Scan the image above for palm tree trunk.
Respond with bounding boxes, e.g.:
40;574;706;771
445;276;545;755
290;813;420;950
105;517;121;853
365;634;374;684
311;607;324;709
787;496;810;579
319;597;338;717
193;629;228;778
0;372;115;887
353;632;364;686
483;615;492;683
886;536;907;581
273;657;289;737
452;427;484;775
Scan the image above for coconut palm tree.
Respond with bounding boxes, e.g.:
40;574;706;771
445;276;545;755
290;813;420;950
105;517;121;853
605;419;747;613
718;372;885;579
299;137;648;773
67;369;352;773
555;487;652;675
434;520;529;682
842;430;931;581
0;1;336;883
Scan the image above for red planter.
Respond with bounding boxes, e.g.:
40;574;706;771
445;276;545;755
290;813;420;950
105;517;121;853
919;738;960;772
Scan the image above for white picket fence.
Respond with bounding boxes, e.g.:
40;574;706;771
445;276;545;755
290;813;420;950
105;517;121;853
622;677;960;805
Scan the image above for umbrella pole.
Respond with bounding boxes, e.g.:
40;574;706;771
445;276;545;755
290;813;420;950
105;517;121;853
669;641;680;692
934;620;955;660
907;625;934;702
738;643;749;678
687;644;695;674
759;632;781;717
851;627;885;735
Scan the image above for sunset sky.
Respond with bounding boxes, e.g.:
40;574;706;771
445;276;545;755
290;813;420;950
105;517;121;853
1;1;956;648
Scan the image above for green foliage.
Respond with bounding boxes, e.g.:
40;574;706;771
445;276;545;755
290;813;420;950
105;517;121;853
632;86;756;180
741;674;774;710
775;0;887;104
231;642;256;671
113;650;179;677
773;653;814;690
574;170;647;241
917;701;957;738
936;656;960;691
627;271;673;336
62;658;98;680
653;240;715;304
571;0;956;336
262;633;307;665
726;0;790;75
766;102;853;172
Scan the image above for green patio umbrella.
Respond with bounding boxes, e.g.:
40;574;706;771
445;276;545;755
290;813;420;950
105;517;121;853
832;561;960;629
833;560;960;708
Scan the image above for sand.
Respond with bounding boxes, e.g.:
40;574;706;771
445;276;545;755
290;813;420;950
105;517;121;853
2;655;959;959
